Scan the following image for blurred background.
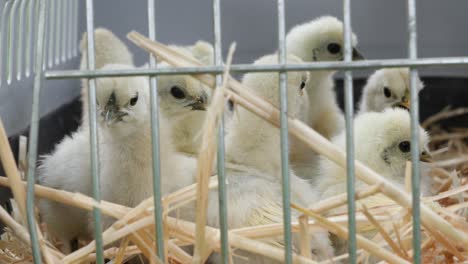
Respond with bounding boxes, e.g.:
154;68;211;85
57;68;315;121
0;0;467;204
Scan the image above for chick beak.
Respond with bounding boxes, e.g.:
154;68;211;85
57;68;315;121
395;90;411;110
188;97;206;111
395;100;410;111
103;107;127;126
420;151;433;163
103;109;118;126
352;48;365;61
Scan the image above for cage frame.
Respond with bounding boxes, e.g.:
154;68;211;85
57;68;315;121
11;0;468;263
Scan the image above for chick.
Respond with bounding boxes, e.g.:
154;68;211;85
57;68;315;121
39;64;197;251
225;54;310;176
286;16;364;179
209;54;332;261
79;30;214;155
286;16;363;139
316;108;432;200
155;43;214;156
79;28;134;71
79;28;134;126
358;68;424;114
91;64;196;226
38;130;93;253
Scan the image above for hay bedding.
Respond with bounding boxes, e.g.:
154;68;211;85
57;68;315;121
0;35;467;263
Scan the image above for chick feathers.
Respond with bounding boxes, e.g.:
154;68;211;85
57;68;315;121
79;29;214;155
39;64;197;249
38;130;93;253
286;16;363;178
92;64;195;212
226;54;310;177
358;68;424;114
316;108;431;201
156;41;214;155
213;54;333;261
80;28;134;126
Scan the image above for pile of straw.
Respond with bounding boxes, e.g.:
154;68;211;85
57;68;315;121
0;31;466;263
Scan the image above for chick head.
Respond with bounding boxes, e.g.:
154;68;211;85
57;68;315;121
286;16;363;64
79;27;134;70
94;64;149;132
353;108;431;181
156;41;213;116
360;68;424;113
241;54;310;118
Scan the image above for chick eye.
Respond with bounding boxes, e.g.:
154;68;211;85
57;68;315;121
398;141;411;153
170;86;186;99
227;99;234;111
327;43;341;54
300;81;306;90
129;94;139;106
383;87;392;98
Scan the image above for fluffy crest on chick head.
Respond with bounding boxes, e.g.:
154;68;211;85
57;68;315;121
94;64;149;129
286;16;362;63
240;54;310;117
352;108;430;178
360;68;424;113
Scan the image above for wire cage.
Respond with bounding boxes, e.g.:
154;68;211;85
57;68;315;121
0;0;467;263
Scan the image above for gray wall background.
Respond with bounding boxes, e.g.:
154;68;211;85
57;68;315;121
2;0;468;136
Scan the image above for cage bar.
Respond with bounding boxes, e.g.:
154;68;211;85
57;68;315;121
343;0;357;262
407;0;422;262
84;0;105;263
16;0;28;81
54;0;60;65
46;0;54;68
146;0;166;260
45;55;468;79
6;0;21;84
25;0;47;262
0;1;12;85
212;0;230;263
276;0;293;263
24;0;35;77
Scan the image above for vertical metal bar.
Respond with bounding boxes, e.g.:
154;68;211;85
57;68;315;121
0;1;12;85
7;0;21;84
67;0;73;59
213;0;229;263
25;0;35;77
277;0;292;263
54;0;61;65
147;0;165;260
72;0;78;56
17;0;28;81
26;0;47;262
60;0;67;62
84;0;104;263
46;0;54;68
407;0;421;263
343;0;357;262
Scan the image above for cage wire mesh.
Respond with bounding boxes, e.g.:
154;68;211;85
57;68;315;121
0;0;467;263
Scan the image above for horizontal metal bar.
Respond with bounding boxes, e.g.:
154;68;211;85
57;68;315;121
45;56;468;79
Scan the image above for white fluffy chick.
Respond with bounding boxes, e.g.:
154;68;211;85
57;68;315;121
316;108;432;201
214;54;332;261
156;41;214;155
39;64;197;250
286;16;364;178
80;29;214;155
38;129;93;253
91;64;196;226
358;68;424;114
286;16;364;139
80;28;134;126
